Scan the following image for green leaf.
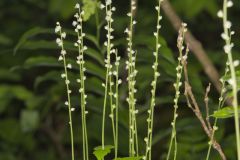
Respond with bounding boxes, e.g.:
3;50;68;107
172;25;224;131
49;0;75;19
14;27;52;54
0;85;33;101
19;40;104;65
114;157;142;160
22;56;105;79
20;110;40;132
212;106;240;119
82;0;99;21
93;145;114;160
173;0;214;18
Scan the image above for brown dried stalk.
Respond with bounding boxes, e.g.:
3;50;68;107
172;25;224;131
175;23;226;160
204;83;212;132
182;54;226;160
161;0;222;93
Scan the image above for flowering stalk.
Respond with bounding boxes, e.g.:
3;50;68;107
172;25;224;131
113;50;121;159
55;22;75;160
205;62;229;160
125;0;139;156
100;0;116;150
166;23;187;160
72;4;89;160
219;0;240;158
143;0;163;159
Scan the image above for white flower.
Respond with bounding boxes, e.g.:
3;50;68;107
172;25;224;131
56;38;62;46
217;10;223;18
61;73;66;78
100;4;105;9
227;78;233;85
221;33;229;40
227;0;233;7
55;25;61;33
225;21;232;29
106;0;112;5
65;80;70;84
61;32;66;39
61;50;66;55
79;88;83;93
233;60;240;67
72;21;77;26
56;38;61;44
58;56;63;61
111;7;116;11
118;79;122;84
124;28;129;34
75;3;80;9
67;64;72;69
224;44;233;53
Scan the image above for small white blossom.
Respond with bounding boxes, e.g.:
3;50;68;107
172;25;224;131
217;10;223;18
224;43;234;53
55;25;61;33
227;0;233;7
106;0;112;5
75;3;80;9
225;21;232;29
100;4;105;9
233;60;240;67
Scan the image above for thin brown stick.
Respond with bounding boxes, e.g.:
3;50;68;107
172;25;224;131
204;83;212;132
161;0;221;93
184;82;226;160
182;54;226;160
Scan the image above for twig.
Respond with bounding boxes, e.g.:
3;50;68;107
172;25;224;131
182;55;226;160
161;0;221;92
204;83;212;132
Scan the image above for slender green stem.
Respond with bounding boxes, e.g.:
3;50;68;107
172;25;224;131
126;0;139;156
101;1;115;150
114;51;120;159
144;1;162;159
166;22;188;160
74;6;89;160
55;23;75;160
222;1;240;159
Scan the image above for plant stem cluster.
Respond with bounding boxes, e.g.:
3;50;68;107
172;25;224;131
143;0;163;160
125;0;139;157
219;0;240;159
166;23;188;160
101;1;121;158
55;22;75;160
73;4;89;160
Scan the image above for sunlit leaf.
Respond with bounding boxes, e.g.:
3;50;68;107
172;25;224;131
212;106;240;118
93;145;114;160
114;157;142;160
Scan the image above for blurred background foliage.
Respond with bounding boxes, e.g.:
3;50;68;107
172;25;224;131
0;0;240;160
